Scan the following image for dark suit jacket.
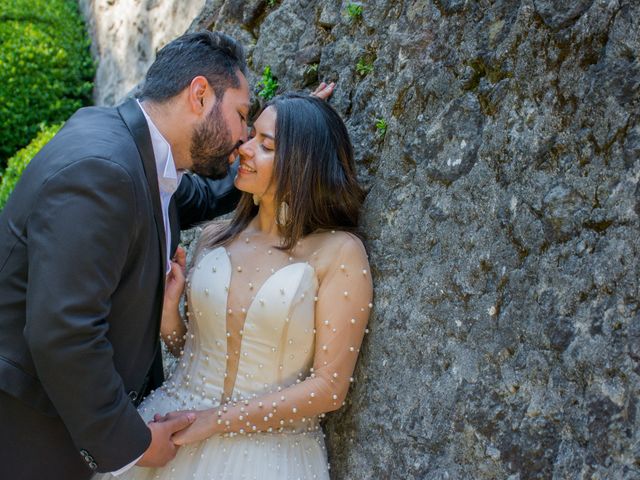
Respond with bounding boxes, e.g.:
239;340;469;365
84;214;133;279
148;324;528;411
0;99;240;474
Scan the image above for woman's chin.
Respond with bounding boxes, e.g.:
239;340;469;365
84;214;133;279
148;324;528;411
233;177;253;195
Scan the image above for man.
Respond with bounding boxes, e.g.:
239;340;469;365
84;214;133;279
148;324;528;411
0;31;250;479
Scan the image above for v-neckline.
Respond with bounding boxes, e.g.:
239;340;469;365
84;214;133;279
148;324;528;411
216;245;309;320
208;245;311;402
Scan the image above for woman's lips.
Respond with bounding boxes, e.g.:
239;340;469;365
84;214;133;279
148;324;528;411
238;164;256;175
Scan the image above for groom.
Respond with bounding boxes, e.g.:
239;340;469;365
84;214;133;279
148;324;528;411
0;31;251;479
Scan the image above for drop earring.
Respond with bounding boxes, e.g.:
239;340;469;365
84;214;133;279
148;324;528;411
252;194;260;206
276;201;290;226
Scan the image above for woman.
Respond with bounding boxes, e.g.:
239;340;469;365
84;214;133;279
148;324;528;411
116;93;372;479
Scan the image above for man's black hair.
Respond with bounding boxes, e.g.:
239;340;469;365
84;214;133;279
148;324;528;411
139;31;247;102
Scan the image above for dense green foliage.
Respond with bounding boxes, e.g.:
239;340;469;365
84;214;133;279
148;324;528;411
0;123;62;210
0;0;94;167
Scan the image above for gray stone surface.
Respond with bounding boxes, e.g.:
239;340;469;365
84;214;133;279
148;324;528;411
83;0;640;478
78;0;206;106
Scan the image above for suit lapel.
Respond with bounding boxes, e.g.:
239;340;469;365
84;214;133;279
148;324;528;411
117;99;167;283
169;198;180;257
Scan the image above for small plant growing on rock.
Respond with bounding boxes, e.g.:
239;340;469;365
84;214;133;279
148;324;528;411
306;63;319;75
345;3;363;20
375;117;388;138
267;0;277;7
356;58;373;76
257;66;279;101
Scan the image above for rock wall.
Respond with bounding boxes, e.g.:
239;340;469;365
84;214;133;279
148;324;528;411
82;0;640;478
78;0;206;105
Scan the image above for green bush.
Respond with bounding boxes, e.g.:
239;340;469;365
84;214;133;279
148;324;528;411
0;123;62;210
0;0;94;167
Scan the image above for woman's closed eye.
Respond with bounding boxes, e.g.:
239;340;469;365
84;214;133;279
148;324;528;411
247;125;274;151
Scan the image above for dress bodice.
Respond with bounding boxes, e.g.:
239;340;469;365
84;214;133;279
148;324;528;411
160;246;318;416
146;231;372;443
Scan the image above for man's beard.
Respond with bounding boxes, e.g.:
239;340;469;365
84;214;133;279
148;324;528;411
190;100;237;179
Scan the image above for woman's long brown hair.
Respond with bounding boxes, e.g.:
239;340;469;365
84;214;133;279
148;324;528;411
195;92;365;256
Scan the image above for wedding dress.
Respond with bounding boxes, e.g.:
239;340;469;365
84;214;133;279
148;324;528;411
109;232;371;480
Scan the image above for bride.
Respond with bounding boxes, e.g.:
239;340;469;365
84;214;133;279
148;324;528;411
112;92;372;479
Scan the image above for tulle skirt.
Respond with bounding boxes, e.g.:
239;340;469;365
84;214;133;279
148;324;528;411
99;387;330;480
117;430;330;480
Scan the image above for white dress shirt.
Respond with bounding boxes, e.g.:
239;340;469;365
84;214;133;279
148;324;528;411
138;99;183;274
110;101;183;476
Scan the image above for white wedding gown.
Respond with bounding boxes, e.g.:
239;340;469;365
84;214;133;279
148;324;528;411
108;232;372;480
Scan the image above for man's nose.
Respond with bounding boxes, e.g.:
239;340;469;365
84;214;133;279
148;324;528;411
241;127;249;143
229;139;247;164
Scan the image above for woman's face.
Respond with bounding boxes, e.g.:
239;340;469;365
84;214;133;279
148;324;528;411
234;106;277;201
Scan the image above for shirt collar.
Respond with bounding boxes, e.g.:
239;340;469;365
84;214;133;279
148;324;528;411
136;99;183;194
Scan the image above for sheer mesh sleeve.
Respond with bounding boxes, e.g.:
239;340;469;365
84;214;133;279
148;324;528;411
211;235;373;435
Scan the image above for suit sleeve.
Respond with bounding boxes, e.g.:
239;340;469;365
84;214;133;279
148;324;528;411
174;163;241;230
24;158;151;472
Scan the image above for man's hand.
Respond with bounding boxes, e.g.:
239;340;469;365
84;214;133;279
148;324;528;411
136;413;195;468
311;82;335;101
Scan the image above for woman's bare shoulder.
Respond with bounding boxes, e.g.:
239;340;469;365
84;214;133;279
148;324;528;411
303;230;368;279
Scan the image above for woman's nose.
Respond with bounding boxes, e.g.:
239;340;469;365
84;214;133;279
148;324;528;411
238;140;254;158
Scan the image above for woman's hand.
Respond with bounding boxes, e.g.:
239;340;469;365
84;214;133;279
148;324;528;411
159;409;218;446
164;247;186;311
161;247;187;354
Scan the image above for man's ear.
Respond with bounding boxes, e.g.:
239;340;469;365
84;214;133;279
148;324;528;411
188;76;215;114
